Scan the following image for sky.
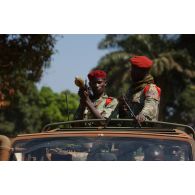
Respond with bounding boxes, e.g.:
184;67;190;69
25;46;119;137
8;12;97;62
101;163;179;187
36;35;110;93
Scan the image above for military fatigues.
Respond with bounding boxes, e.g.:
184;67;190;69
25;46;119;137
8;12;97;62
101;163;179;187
126;84;161;121
75;94;118;120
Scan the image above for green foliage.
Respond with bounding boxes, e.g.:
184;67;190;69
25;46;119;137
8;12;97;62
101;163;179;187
177;85;195;124
0;34;80;136
0;34;59;136
0;86;79;136
0;34;56;102
0;83;42;136
38;87;79;127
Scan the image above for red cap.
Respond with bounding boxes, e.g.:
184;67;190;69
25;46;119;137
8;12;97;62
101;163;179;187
88;70;107;80
129;56;153;69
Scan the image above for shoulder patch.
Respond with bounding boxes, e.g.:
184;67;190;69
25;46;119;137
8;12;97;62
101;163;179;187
143;85;150;94
144;84;161;98
105;97;113;106
155;86;161;97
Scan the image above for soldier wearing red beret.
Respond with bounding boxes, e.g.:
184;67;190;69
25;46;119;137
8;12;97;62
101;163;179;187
74;70;118;122
119;56;161;122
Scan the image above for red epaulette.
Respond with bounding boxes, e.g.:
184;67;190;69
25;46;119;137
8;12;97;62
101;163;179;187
144;84;161;97
105;97;113;106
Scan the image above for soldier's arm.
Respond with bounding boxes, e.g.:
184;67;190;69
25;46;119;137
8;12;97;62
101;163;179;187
85;99;104;119
75;89;104;120
140;85;161;121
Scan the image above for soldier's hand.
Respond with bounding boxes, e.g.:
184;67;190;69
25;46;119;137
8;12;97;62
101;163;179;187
135;113;146;122
78;88;91;106
78;88;88;99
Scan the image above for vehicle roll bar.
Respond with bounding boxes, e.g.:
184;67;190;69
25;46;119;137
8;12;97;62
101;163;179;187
42;119;195;138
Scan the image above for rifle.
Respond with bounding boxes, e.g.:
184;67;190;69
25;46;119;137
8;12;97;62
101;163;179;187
75;76;85;88
105;94;142;128
121;94;142;128
74;76;93;97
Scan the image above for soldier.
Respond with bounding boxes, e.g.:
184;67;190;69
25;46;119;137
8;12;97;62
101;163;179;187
74;70;118;121
119;56;161;122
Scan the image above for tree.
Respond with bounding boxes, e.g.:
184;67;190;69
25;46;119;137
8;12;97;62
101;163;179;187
0;34;56;106
38;87;79;129
0;34;57;135
0;82;42;136
95;35;195;126
0;86;79;136
0;35;81;136
177;85;195;126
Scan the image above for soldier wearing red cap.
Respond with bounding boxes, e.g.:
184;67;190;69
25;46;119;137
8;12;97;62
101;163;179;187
74;70;118;121
119;56;161;122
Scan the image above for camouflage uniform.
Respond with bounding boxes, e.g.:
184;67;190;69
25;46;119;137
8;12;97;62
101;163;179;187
126;83;161;121
75;94;118;120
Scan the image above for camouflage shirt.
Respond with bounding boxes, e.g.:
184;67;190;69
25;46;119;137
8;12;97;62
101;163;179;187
126;84;161;121
75;94;118;120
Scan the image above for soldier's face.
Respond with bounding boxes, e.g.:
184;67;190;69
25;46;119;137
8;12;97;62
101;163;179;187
89;78;107;96
131;66;149;82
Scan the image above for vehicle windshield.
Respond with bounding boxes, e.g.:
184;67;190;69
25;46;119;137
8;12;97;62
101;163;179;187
11;137;192;161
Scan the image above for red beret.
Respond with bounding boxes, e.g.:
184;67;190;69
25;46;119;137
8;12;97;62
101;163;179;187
129;56;153;69
88;70;107;80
